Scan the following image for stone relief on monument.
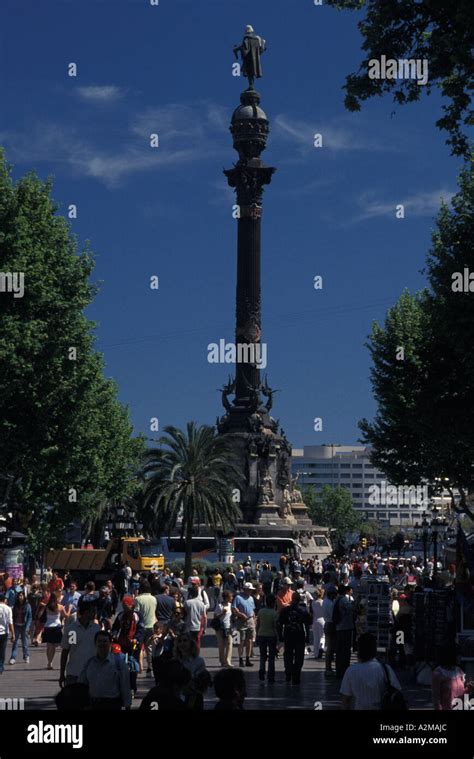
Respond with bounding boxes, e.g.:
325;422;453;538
258;469;275;505
280;484;293;519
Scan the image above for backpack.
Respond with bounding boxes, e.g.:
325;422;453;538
380;662;408;711
285;607;306;635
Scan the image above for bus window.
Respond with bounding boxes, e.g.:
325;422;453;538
167;538;215;553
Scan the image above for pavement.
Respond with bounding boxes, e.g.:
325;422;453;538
0;627;433;711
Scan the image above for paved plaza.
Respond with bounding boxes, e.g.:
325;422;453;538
1;626;433;711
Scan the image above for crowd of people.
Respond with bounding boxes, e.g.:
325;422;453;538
0;549;471;711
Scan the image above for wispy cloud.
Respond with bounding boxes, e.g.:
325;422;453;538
76;85;125;103
283;177;338;197
131;103;229;141
1;102;229;188
355;188;454;222
208;178;235;208
274;114;401;154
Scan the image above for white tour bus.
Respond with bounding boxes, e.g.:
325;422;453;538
158;532;332;566
158;536;300;567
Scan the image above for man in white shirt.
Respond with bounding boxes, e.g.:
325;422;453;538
184;585;207;652
340;632;402;710
0;594;14;674
79;630;131;709
59;598;100;687
124;562;132;586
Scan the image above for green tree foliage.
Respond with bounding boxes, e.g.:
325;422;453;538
303;484;361;546
360;162;474;517
326;0;474;156
0;151;144;547
359;290;432;486
139;423;243;579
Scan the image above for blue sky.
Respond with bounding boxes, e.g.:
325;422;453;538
1;0;464;447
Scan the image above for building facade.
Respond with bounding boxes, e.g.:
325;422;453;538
292;444;429;527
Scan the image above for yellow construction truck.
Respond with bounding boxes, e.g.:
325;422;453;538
46;537;164;583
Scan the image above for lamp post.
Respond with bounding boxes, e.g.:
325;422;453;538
39;504;55;582
416;506;449;576
419;513;430;569
431;512;448;577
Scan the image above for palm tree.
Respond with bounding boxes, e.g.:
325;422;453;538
139;422;243;579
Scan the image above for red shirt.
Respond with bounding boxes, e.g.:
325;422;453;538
48;577;64;593
276;588;293;611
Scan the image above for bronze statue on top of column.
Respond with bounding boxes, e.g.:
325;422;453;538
233;25;267;90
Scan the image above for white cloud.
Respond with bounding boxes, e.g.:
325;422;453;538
1;101;228;188
274;114;400;153
131;103;229;141
73;147;202;187
77;85;125;103
208;178;235;207
356;188;454;221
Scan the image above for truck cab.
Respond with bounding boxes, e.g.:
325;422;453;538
121;538;164;573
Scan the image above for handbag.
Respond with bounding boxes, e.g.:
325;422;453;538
380;661;408;711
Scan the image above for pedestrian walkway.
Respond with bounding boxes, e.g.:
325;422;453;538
0;629;433;711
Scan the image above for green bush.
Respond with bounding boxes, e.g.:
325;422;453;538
164;560;238;579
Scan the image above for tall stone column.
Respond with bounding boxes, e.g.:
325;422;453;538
216;43;313;537
224;88;275;409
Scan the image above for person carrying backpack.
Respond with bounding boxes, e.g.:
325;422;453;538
340;632;405;710
111;595;144;698
277;591;311;686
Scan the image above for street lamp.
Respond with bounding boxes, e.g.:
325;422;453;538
431;512;449;576
38;504;55;582
416;512;430;569
415;506;449;576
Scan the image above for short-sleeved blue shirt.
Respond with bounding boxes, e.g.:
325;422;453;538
232;594;255;617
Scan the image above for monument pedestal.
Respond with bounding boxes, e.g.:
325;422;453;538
254;502;297;526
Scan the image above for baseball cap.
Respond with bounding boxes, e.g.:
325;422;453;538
244;582;255;590
282;577;293;585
